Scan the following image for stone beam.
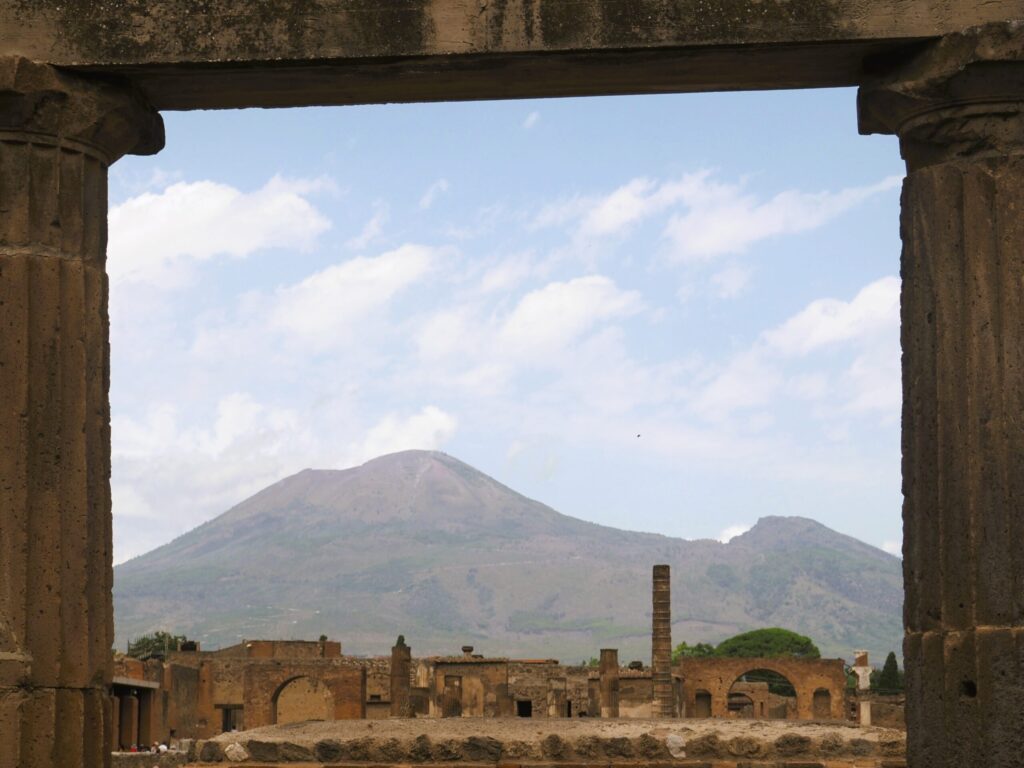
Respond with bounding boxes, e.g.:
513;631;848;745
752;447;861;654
2;1;1024;110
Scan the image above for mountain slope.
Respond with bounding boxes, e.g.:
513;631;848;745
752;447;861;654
114;451;903;661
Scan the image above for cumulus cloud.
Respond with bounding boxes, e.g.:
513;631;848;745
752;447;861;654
764;277;900;356
108;176;332;287
500;276;645;359
269;244;439;346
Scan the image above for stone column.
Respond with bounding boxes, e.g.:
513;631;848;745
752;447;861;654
0;58;163;768
859;21;1024;768
390;635;412;717
652;563;674;717
598;648;619;718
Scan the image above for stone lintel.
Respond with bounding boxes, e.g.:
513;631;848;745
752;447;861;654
3;1;1024;109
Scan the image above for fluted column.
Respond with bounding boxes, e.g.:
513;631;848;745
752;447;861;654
0;58;163;768
859;22;1024;768
651;564;673;717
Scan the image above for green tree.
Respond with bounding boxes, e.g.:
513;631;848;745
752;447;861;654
127;631;188;659
873;651;903;692
714;628;820;659
671;641;717;662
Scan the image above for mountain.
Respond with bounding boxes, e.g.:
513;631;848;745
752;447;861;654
113;451;903;662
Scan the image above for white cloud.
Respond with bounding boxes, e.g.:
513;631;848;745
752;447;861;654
348;406;458;464
718;523;753;543
710;265;753;299
419;178;450;209
531;173;898;271
500;276;644;360
523;111;540;129
269;244;439;346
691;349;783;421
665;176;901;262
347;203;388;249
765;276;900;356
108;176;332;287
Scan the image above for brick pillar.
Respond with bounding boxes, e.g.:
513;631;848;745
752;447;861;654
652;564;673;717
598;649;619;718
0;58;163;768
859;22;1024;768
390;635;412;717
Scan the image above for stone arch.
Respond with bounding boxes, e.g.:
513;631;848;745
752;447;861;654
271;675;334;724
677;656;847;720
727;667;797;720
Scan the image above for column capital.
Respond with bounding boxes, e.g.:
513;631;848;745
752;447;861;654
0;56;163;164
858;21;1024;170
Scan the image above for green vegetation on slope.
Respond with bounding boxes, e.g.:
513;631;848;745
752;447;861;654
113;451;903;662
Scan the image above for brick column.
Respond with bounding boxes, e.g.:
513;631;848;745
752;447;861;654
598;648;619;718
859;22;1024;768
652;564;673;717
390;635;412;717
0;58;163;768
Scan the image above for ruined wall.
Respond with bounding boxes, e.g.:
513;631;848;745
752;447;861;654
243;663;365;728
618;670;653;719
274;676;333;724
422;658;510;717
678;657;847;721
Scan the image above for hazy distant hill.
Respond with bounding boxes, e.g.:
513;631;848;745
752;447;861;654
114;450;903;661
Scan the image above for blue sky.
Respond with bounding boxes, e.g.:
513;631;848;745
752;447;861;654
108;88;906;563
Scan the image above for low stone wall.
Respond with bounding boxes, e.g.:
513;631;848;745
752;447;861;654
191;730;905;764
112;752;190;768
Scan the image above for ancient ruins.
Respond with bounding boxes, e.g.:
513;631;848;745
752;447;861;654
1;3;1023;767
104;565;902;768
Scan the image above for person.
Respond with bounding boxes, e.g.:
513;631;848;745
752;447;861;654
158;743;169;753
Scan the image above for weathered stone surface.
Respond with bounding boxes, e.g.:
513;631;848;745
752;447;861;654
598;648;619;718
4;1;1024;108
651;565;673;718
0;56;161;768
665;733;687;759
390;635;412;717
860;21;1024;768
222;742;248;762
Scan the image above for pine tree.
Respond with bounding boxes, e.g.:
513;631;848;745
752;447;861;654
876;651;902;692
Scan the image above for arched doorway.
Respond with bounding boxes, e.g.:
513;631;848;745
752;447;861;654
727;669;797;720
694;690;712;718
272;676;333;725
812;687;832;719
